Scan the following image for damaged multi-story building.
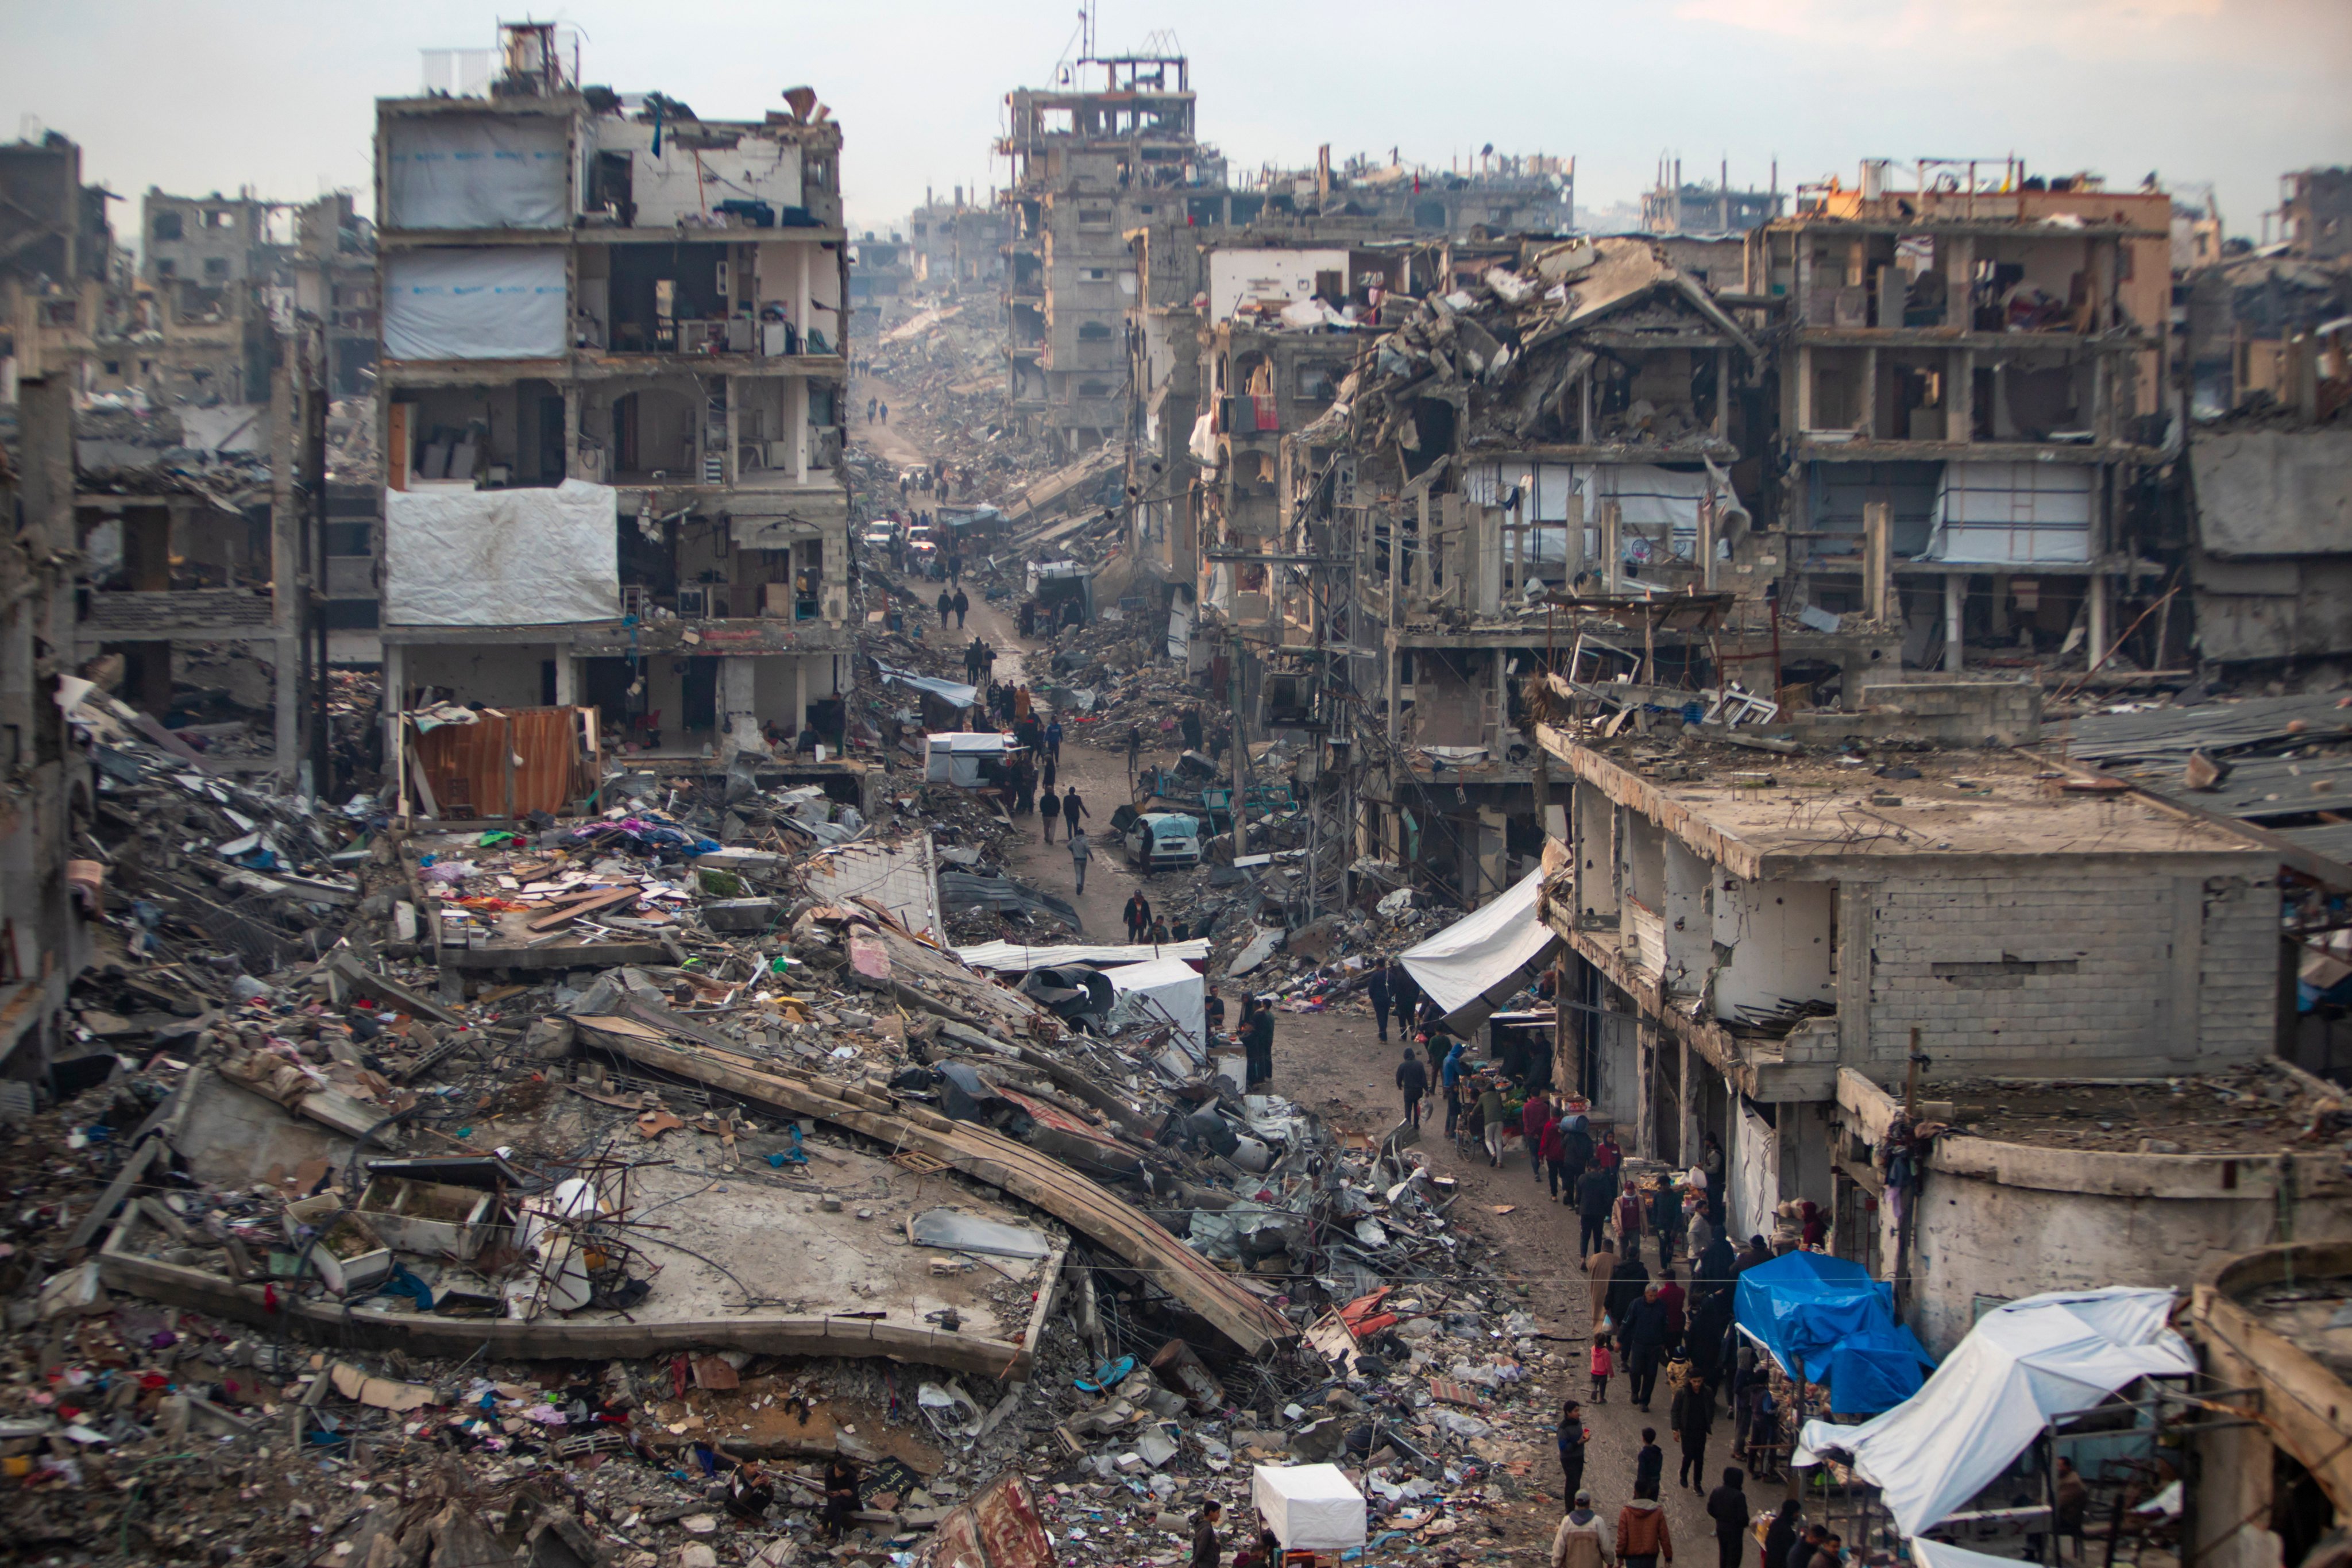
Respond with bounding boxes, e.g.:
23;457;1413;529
373;25;855;775
0;129;123;404
1639;157;1784;237
906;188;1007;295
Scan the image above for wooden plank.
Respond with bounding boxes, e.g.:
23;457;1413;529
526;885;639;931
571;1018;1295;1356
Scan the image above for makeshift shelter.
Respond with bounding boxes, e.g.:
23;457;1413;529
1794;1287;2196;1538
1735;1252;1933;1416
1103;956;1207;1051
1252;1464;1366;1552
955;940;1210;972
924;732;1020;787
1398;863;1562;1032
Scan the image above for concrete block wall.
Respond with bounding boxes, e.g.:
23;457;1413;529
1862;864;2275;1076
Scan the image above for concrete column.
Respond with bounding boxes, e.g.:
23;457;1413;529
552;649;577;707
563;387;582;478
1863;501;1893;623
1950;349;1975;444
1714;346;1731;439
791;377;810;482
719;655;762;761
796;243;813;349
1943;571;1965;673
382;641;408;812
1795;344;1814;432
793;656;810;738
724;374;741;486
2087;573;2110;669
1600;499;1622;594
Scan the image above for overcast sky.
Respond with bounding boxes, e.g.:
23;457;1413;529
5;0;2345;244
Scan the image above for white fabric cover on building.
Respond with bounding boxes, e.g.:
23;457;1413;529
384;480;619;627
1463;461;1727;565
1252;1465;1366;1551
384;248;567;361
1103;956;1207;1051
955;940;1211;971
1794;1287;2194;1538
1399;865;1561;1030
1925;460;2094;563
924;732;1017;787
385;115;570;230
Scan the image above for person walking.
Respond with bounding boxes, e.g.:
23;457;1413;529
1624;1285;1671;1411
1067;826;1091;894
1588;1335;1613;1403
1673;1370;1714;1490
1597;1127;1624;1199
1060;786;1088;835
1126;722;1144;784
1561;1111;1596;1207
1457;1072;1483;1158
1181;706;1204;754
1634;1428;1666;1502
948;553;962;588
866;396;877;423
1477;1077;1507;1167
1541;1111;1570;1199
1708;1469;1751;1568
1045;718;1063;763
1555;1400;1589;1509
952;588;970;629
936;588;953;628
878;400;889;423
1040;785;1061;843
1368;962;1393;1042
1587;1234;1619;1322
1040;751;1057;791
1551;1492;1611;1568
1578;1165;1616;1262
1651;1179;1685;1275
1124;891;1153;944
1760;1503;1801;1568
1520;1090;1551;1179
1617;1492;1674;1568
1396;1046;1429;1130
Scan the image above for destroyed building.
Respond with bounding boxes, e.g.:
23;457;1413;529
0;129;122;403
1529;713;2351;1353
848;229;916;339
373;25;855;770
1756;161;2175;677
1639;157;1785;236
906;186;1009;293
999;47;1223;459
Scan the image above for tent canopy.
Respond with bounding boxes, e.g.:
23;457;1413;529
1399;866;1561;1032
1795;1287;2194;1538
1104;956;1207;1050
1252;1464;1366;1551
1735;1252;1932;1415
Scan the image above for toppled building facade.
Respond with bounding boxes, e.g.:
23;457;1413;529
374;28;855;764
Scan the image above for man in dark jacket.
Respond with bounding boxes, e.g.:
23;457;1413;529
1633;1427;1664;1501
1190;1501;1223;1568
1556;1398;1588;1507
1368;963;1393;1042
1245;999;1276;1086
1578;1166;1616;1260
1623;1284;1673;1411
1673;1373;1715;1489
952;588;970;628
936;588;953;627
1396;1046;1430;1129
1707;1468;1751;1568
1608;1253;1651;1328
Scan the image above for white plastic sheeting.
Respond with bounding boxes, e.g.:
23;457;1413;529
384;248;567;361
1912;1542;2049;1568
384;479;619;627
1399;866;1561;1030
924;732;1018;787
384;115;569;230
1104;956;1207;1051
1925;460;2094;563
1252;1465;1366;1551
1463;461;1733;566
955;940;1210;972
1795;1287;2195;1538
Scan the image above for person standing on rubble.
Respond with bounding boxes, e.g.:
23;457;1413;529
937;587;953;627
1181;705;1204;753
952;587;970;628
1068;825;1092;894
1124;891;1153;944
1395;1044;1429;1130
1245;995;1276;1087
1045;717;1064;763
1040;785;1061;843
1368;961;1393;1042
1189;1500;1223;1568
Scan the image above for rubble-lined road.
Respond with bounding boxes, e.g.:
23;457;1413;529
856;383;1746;1560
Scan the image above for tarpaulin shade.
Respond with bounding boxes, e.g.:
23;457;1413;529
1795;1287;2195;1538
1103;956;1207;1051
873;662;979;712
1925;460;2093;563
384;479;619;627
384;248;567;361
410;706;592;817
384;115;570;230
1734;1251;1932;1415
1399;866;1561;1032
924;732;1018;787
1252;1464;1366;1550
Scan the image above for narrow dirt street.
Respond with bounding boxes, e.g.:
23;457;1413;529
851;387;1736;1555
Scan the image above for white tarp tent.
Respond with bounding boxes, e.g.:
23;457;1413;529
384;479;619;627
1399;864;1562;1031
1795;1287;2195;1538
384;248;567;361
924;732;1018;787
1252;1464;1366;1551
872;661;979;712
1104;956;1207;1052
384;115;570;230
1925;460;2094;563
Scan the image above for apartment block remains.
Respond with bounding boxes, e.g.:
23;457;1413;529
374;24;856;785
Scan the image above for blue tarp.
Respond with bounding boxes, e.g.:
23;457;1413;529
1735;1252;1934;1415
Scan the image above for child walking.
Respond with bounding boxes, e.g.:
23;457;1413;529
1590;1334;1615;1404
